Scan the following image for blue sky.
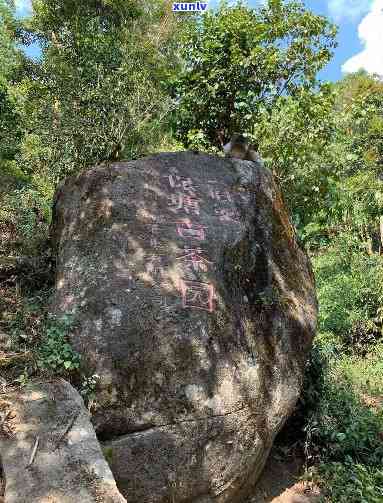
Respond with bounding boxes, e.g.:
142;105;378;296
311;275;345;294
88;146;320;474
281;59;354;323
295;0;382;81
15;0;383;82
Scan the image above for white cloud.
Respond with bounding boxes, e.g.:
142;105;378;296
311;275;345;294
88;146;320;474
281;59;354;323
15;0;32;17
342;0;383;76
328;0;372;22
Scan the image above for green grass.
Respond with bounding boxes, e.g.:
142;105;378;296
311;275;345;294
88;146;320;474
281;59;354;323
304;339;383;502
338;344;383;400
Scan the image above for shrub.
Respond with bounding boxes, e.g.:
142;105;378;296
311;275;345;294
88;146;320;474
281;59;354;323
308;375;383;465
37;315;81;374
0;185;52;256
303;343;383;501
313;233;383;348
314;462;383;502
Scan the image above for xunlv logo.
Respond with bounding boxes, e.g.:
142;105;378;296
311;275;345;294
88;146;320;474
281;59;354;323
172;2;208;11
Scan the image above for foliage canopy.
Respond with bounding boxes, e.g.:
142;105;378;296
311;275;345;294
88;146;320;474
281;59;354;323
171;0;337;148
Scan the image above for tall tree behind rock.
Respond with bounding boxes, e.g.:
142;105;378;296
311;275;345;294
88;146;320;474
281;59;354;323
170;0;337;150
0;0;24;170
19;0;180;182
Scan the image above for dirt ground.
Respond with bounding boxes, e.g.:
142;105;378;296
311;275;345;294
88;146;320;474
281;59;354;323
248;450;321;503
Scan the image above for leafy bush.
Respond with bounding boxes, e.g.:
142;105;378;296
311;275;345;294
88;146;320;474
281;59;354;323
314;462;383;502
8;292;49;346
307;376;383;465
338;343;383;399
301;337;332;416
303;343;383;501
313;233;383;347
171;1;336;148
38;315;81;374
0;185;52;255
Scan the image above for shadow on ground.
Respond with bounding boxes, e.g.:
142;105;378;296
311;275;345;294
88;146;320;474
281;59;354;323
248;448;321;503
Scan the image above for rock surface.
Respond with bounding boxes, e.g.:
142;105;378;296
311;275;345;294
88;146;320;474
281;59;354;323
51;152;318;502
0;379;126;503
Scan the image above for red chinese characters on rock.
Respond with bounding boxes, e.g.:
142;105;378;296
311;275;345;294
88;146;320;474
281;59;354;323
168;194;201;215
176;247;212;273
174;218;216;312
207;180;243;224
179;279;215;313
208;187;233;203
166;170;201;216
152;172;227;314
167;174;197;196
176;219;207;241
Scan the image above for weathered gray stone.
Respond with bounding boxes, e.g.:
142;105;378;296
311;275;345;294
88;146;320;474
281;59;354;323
0;379;126;503
51;152;318;502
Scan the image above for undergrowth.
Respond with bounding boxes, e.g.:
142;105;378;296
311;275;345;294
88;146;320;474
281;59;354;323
302;337;383;502
37;314;81;373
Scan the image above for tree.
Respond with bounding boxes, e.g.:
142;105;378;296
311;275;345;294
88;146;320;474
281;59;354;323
171;0;337;149
0;0;24;171
327;73;383;252
255;85;337;229
0;0;16;82
283;72;383;251
19;0;179;182
254;71;383;249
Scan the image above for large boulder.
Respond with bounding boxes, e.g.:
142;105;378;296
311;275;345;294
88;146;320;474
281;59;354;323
50;152;317;502
0;379;126;503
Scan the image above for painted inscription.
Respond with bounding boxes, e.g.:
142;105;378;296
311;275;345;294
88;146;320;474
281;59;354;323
176;247;212;273
167;174;197;195
208;187;233;203
143;166;251;313
168;194;200;215
165;168;217;311
179;280;215;313
176;219;206;241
